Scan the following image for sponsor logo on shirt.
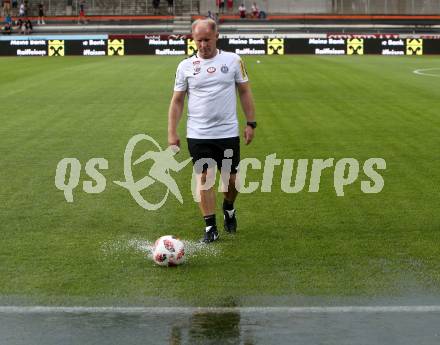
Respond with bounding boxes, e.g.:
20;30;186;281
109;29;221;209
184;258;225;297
239;59;247;79
193;66;201;75
207;67;216;74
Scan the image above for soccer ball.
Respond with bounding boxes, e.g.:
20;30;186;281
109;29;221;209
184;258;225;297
152;235;185;266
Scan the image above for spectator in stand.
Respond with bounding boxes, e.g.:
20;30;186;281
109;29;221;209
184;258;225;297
78;0;86;24
238;3;245;18
152;0;160;15
216;0;224;14
38;2;45;25
4;13;12;32
17;17;25;33
3;21;12;34
226;0;233;14
18;1;25;17
24;17;32;34
206;10;218;23
167;0;173;14
251;2;259;18
12;0;17;15
3;0;11;16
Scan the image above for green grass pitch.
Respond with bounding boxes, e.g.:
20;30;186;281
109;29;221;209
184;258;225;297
0;55;439;306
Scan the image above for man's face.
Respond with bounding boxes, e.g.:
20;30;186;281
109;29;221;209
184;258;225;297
192;24;218;59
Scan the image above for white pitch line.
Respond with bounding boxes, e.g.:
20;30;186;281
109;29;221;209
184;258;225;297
413;68;440;77
1;306;440;314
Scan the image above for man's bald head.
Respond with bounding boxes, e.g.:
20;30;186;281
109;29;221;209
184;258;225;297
192;18;218;35
191;18;219;59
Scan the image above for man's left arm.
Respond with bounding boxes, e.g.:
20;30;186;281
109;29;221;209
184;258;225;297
237;81;256;145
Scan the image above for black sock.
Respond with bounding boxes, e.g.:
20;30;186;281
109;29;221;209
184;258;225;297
223;199;234;211
204;214;216;228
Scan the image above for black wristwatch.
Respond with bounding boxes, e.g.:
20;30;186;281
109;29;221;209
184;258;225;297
247;121;257;129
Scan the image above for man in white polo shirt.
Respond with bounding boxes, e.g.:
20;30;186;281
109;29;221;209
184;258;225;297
167;18;256;243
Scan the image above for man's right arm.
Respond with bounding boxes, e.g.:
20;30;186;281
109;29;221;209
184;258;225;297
167;90;186;147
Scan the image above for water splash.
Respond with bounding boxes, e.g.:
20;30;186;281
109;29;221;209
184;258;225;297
101;237;220;261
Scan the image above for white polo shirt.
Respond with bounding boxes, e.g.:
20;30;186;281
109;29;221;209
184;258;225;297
174;49;249;139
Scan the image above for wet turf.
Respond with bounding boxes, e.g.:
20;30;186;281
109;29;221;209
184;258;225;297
0;56;439;306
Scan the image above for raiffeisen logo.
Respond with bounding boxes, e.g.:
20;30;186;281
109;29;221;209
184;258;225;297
54;133;386;210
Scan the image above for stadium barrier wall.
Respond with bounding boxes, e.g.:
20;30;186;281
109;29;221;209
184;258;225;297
1;34;439;56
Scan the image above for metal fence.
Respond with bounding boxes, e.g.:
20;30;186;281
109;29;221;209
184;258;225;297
23;0;440;16
71;0;150;15
333;0;440;14
200;0;440;15
32;0;174;16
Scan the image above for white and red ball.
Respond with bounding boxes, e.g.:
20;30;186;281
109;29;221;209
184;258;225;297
152;235;185;266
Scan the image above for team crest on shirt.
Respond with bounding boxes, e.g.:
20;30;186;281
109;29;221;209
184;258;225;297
193;61;201;75
207;67;216;74
221;65;229;74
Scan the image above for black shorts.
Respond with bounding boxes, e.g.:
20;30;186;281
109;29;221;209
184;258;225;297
187;137;240;174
